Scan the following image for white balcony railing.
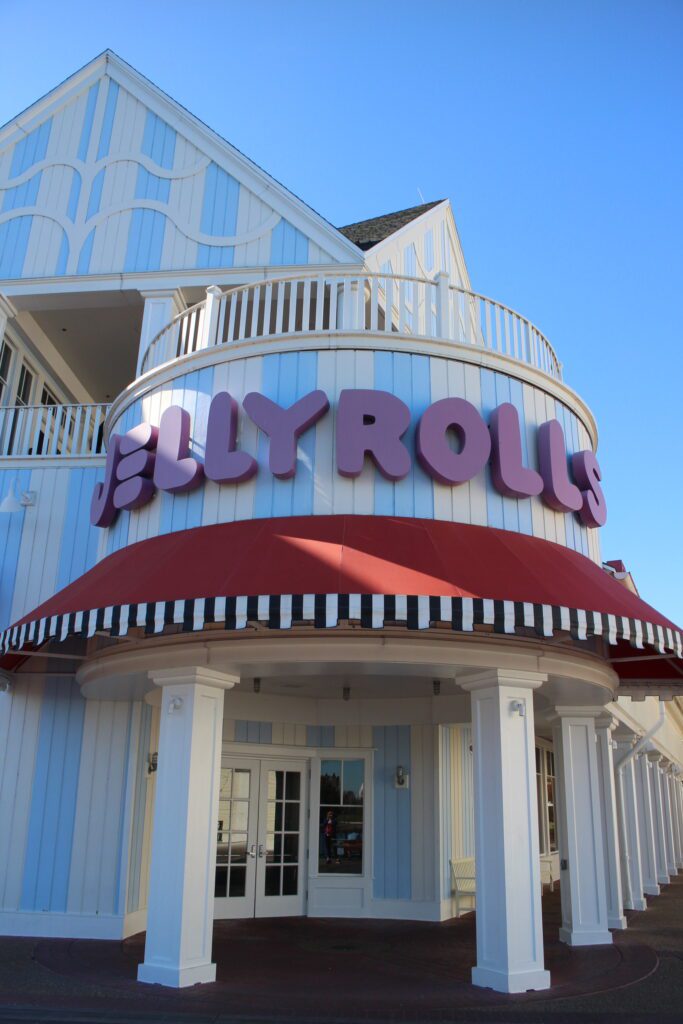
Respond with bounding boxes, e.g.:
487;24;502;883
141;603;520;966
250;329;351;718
141;272;563;380
0;402;109;459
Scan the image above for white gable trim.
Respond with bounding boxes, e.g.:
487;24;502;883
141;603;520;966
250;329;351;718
0;51;364;267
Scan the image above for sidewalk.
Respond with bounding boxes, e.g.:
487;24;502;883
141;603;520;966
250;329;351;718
0;878;680;1024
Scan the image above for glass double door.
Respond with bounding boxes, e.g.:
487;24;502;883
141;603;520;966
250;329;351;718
214;757;307;919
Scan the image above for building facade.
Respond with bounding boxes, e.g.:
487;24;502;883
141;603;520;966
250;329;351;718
0;51;682;994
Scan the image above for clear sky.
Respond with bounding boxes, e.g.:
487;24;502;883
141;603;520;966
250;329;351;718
2;0;681;623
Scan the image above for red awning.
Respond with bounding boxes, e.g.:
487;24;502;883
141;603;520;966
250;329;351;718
2;516;681;687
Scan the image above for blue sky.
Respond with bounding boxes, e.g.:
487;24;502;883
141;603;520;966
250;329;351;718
2;0;681;622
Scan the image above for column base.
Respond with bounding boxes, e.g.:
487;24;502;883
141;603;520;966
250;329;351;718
559;927;612;946
657;874;670;885
630;897;647;912
643;884;661;897
137;961;216;988
472;965;551;994
608;915;628;930
667;867;679;877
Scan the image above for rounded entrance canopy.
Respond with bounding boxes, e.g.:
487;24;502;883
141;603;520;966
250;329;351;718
2;516;681;687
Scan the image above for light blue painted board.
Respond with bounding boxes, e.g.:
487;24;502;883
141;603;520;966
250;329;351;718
508;377;533;535
494;373;520;533
10;119;51;176
479;368;505;530
127;701;152;913
20;679;85;912
55;233;69;275
56;467;103;590
0;468;32;630
320;726;334;748
77;82;100;161
197;162;239;269
555;400;579;553
2;168;42;212
76;229;95;275
234;720;248;743
141;111;176;169
253;351;318;519
66;171;81;221
373;352;433;520
372;726;411;900
0;218;33;278
96;80;119;159
85;169;105;220
270;219;309;265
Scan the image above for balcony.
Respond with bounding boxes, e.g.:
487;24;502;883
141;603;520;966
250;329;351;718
140;272;562;381
0;401;109;459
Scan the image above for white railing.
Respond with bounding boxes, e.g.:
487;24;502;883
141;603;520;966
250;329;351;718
141;272;562;381
0;402;109;458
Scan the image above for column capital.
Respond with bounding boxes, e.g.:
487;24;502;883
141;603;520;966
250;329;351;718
594;713;619;732
149;666;240;691
646;750;663;764
550;705;610;721
140;286;185;303
460;669;547;693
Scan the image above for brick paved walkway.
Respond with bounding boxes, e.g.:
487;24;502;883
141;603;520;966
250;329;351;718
0;879;680;1023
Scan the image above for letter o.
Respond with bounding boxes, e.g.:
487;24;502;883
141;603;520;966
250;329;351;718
416;398;491;484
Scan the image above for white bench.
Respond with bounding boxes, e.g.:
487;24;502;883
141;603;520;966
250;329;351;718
450;857;476;916
451;855;557;915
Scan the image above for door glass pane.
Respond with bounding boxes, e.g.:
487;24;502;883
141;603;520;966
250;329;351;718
320;759;364;874
216;767;252;898
263;769;302;898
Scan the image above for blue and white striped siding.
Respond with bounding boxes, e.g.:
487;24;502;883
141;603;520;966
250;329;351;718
440;725;474;900
0;74;340;280
222;719;373;748
106;352;600;562
373;725;411;900
0;676;141;920
20;679;85;912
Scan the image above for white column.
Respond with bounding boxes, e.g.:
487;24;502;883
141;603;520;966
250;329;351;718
635;753;660;896
667;769;683;869
613;735;647;912
462;670;550;993
136;289;184;376
674;772;683;869
660;763;678;876
647;751;670;885
138;667;238;988
595;716;626;929
552;707;612;946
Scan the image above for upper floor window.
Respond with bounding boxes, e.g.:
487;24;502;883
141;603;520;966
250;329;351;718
40;385;57;406
0;340;12;404
15;363;34;407
536;745;558;855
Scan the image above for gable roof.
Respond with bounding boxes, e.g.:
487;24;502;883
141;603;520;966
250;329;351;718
0;50;364;280
338;201;444;251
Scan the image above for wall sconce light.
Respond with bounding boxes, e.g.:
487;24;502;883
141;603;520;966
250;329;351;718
395;765;410;789
253;677;261;694
0;674;12;694
168;696;183;714
0;479;36;514
147;751;158;774
342;686;350;702
511;699;526;717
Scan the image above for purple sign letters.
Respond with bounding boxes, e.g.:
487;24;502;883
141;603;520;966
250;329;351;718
92;389;607;529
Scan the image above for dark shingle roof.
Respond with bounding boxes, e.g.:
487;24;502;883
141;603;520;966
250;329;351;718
338;201;444;251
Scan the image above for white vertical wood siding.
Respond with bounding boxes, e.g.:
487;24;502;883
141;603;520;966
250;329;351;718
439;725;475;900
0;73;348;281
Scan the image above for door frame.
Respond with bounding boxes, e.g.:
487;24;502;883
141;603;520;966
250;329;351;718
214;748;310;920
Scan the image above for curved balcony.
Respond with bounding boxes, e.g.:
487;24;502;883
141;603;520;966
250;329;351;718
140;272;563;382
0;401;109;459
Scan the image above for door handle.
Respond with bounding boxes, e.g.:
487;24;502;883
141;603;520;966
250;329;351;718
258;843;265;858
248;844;257;858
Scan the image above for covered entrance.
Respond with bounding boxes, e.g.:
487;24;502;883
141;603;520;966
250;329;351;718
215;757;308;919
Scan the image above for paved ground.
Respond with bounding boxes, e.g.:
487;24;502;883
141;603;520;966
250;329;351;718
0;878;681;1024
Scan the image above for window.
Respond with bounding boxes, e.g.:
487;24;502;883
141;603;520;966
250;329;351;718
319;758;364;874
535;744;558;855
546;750;557;852
40;385;57;406
15;363;34;406
0;340;12;404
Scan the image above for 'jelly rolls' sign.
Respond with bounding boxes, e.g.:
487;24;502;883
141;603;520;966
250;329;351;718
91;390;606;528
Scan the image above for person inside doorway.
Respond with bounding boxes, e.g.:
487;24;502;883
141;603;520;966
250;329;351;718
323;810;340;865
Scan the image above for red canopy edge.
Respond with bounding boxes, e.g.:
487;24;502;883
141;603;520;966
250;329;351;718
1;517;681;684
